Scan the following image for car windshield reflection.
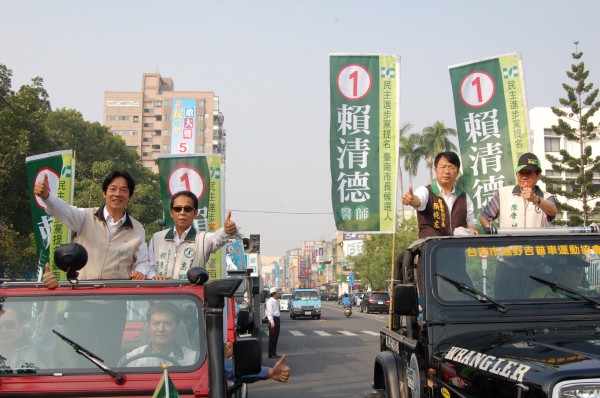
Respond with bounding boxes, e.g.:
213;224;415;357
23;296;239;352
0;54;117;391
433;239;600;303
0;294;206;375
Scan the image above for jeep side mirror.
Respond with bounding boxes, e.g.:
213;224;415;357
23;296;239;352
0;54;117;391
233;337;261;376
236;309;250;332
393;284;419;316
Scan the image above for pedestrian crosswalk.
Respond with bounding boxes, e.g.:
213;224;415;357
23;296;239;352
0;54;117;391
264;329;380;337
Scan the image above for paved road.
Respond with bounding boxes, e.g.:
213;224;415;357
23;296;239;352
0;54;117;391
246;301;388;397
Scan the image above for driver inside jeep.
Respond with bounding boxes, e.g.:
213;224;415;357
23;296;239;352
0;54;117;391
119;301;198;367
529;254;600;299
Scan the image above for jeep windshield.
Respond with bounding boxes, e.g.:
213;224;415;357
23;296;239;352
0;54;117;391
0;293;206;375
430;235;600;305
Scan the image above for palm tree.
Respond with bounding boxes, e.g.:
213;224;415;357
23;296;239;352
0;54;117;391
419;121;458;182
400;134;424;188
396;122;414;199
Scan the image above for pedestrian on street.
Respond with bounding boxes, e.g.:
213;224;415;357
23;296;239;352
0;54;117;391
265;287;281;358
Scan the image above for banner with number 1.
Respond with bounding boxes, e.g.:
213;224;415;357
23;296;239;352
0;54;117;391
157;154;224;279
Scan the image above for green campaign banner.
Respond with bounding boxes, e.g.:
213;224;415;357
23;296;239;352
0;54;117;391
329;54;400;233
449;53;530;211
156;154;224;279
26;150;74;280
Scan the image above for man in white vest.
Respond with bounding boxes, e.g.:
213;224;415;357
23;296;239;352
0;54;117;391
148;190;237;280
479;153;558;229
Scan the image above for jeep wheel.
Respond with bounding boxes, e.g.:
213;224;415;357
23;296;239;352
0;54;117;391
316;315;321;320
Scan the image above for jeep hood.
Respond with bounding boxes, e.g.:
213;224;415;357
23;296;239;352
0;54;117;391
438;332;600;395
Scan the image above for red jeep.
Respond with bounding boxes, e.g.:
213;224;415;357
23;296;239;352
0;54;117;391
0;269;260;398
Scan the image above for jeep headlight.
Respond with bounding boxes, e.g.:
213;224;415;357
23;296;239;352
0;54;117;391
554;379;600;398
315;305;321;309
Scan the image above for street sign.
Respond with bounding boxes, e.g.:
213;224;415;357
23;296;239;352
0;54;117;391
349;271;354;287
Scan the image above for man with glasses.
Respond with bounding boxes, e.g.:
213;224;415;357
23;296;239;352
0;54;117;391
478;152;557;229
148;190;238;280
402;151;478;238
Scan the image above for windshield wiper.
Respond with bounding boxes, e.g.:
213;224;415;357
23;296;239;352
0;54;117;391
436;273;507;313
52;329;125;384
529;275;600;309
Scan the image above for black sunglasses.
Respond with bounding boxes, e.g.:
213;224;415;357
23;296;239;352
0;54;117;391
171;206;195;213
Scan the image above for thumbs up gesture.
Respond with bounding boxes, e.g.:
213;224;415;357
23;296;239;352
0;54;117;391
34;173;50;200
402;187;419;207
223;210;238;235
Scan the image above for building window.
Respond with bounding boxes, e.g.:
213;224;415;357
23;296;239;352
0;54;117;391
113;130;137;136
163;130;170;136
133;116;139;122
545;169;561;191
198;130;204;137
163;100;170;106
155;115;162;121
143;137;151;143
107;101;119;106
163;144;169;151
143;123;154;128
142;152;150;157
153;100;162;107
164;114;171;121
107;115;135;121
118;101;134;107
151;145;161;151
197;115;205;122
544;128;561;152
144;108;154;113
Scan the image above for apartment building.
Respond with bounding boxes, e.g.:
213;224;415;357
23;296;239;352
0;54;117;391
103;73;225;172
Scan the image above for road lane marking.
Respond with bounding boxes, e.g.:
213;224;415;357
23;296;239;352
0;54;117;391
339;331;357;336
289;330;305;336
362;331;380;336
314;331;331;336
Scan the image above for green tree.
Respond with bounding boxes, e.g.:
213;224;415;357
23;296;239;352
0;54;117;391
351;218;418;290
397;122;414;199
419;121;457;182
543;42;600;225
0;65;163;277
399;133;425;188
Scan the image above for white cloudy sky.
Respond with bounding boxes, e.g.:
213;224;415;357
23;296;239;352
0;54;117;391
2;0;599;255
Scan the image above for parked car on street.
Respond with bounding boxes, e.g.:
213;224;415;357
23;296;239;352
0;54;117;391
360;291;390;313
280;293;292;311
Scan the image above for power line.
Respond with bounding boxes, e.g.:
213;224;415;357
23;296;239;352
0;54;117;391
229;209;333;215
